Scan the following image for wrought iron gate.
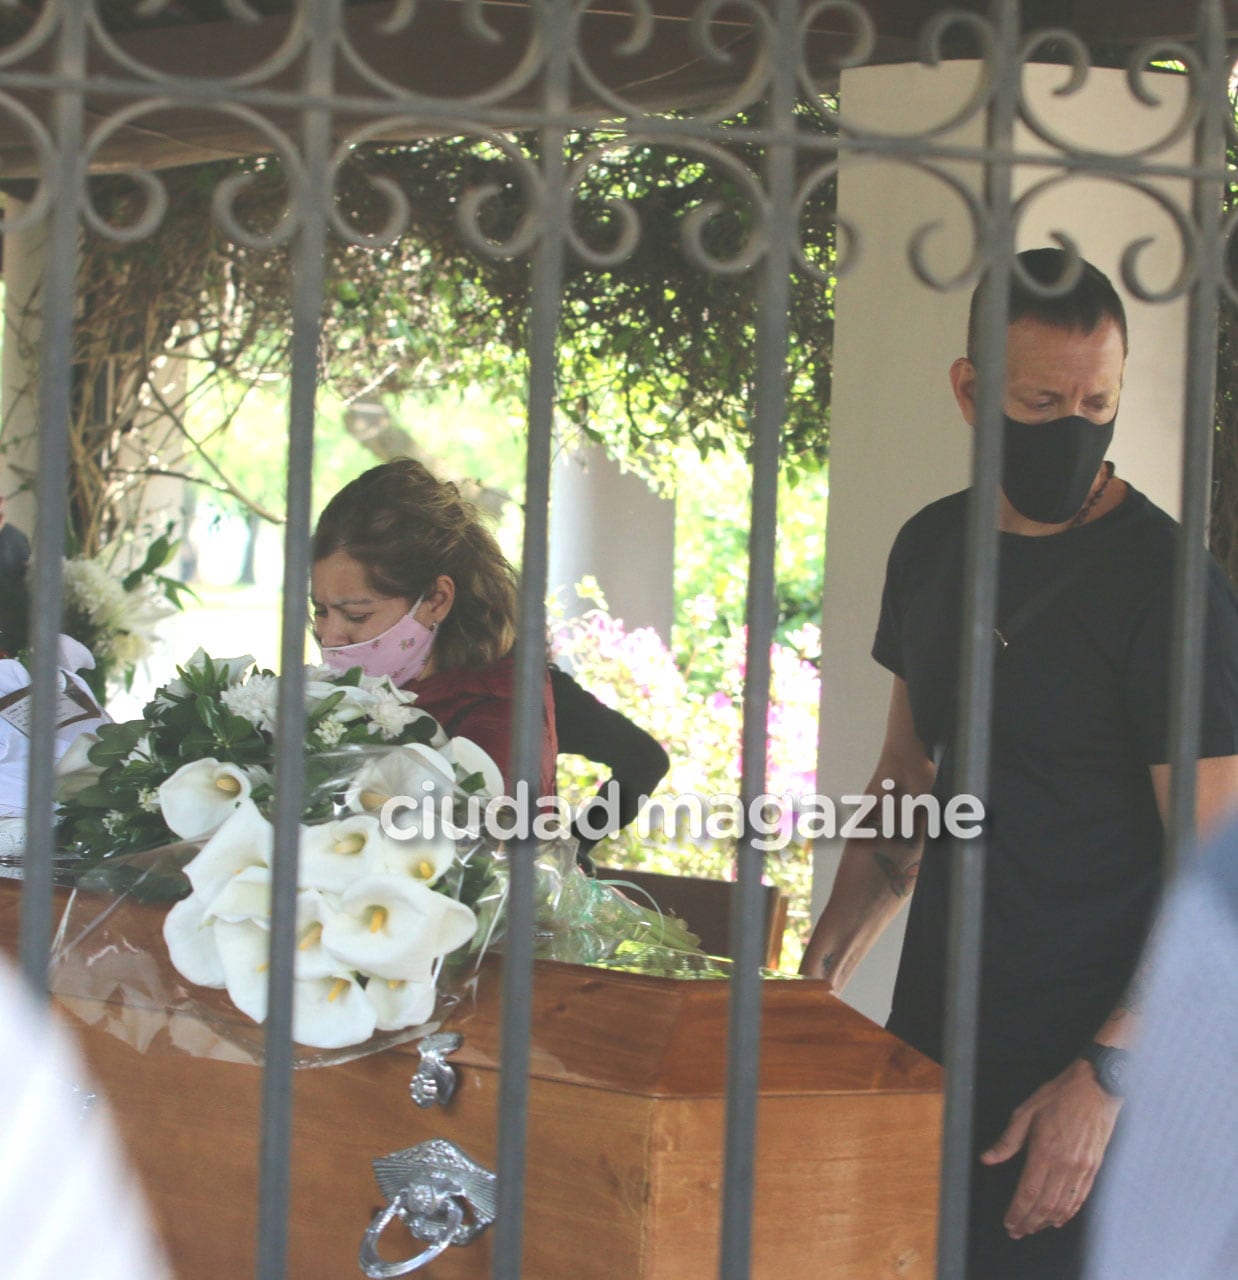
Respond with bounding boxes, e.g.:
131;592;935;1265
4;1;1233;1277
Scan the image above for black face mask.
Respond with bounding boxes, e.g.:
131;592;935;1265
1000;413;1115;525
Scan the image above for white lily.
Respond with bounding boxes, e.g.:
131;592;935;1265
319;873;477;982
444;736;505;800
291;974;379;1049
372;826;458;886
163;894;227;989
203;864;272;924
289;891;346;982
214;918;378;1048
364;975;438;1031
214;918;279;1025
304;679;376;723
159;758;254;839
157;649;256;702
182;800;273;905
345;744;457;815
297;814;386;894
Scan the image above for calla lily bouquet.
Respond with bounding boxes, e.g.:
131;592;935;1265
52;649;505;1052
51;649;705;1059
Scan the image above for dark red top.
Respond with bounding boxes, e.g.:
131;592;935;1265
404;653;558;799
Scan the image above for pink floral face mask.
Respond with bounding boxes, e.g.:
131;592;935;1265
319;594;437;686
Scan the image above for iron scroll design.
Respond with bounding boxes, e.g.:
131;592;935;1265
0;0;1229;296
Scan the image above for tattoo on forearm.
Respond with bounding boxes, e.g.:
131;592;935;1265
875;852;920;899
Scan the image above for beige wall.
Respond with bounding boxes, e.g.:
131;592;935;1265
812;62;1192;1025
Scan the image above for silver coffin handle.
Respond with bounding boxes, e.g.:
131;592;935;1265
359;1190;461;1277
359;1138;497;1277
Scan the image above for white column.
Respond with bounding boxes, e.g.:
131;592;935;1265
549;439;675;642
1;203;46;534
813;62;1191;1025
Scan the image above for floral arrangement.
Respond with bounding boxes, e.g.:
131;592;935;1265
62;527;191;700
550;582;820;970
0;524;190;703
54;649;702;1053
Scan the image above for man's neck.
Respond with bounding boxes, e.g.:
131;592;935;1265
997;464;1125;536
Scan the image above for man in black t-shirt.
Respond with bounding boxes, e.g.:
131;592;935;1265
800;249;1238;1280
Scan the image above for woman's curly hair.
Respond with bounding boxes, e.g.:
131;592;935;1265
312;458;517;671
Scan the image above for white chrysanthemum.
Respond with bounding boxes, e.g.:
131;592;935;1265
368;689;423;741
220;673;280;732
62;558;125;620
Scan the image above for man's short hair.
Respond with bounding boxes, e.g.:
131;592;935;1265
966;247;1128;362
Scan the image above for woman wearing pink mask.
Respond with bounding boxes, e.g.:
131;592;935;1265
310;458;558;797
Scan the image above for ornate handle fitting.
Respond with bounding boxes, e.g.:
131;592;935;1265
358;1138;496;1277
409;1032;463;1108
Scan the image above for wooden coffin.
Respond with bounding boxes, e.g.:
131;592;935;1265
0;880;941;1279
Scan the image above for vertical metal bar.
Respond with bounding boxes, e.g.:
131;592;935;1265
19;0;87;992
255;1;335;1275
490;3;570;1276
1163;0;1226;873
936;2;1018;1276
717;4;797;1277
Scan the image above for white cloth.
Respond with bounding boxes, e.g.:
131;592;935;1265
0;958;172;1280
0;641;111;821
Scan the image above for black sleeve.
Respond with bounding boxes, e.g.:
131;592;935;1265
550;665;670;858
871;529;908;677
1126;558;1238;765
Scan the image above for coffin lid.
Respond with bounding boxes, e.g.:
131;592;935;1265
431;956;942;1099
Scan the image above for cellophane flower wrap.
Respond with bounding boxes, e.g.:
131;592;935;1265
50;650;707;1067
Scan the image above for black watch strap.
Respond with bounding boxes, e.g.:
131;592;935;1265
1081;1041;1131;1098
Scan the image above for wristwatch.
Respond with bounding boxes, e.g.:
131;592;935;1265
1080;1041;1131;1098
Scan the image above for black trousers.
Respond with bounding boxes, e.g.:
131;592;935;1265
965;1061;1089;1280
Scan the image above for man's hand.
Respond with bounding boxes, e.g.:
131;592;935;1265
980;1059;1122;1239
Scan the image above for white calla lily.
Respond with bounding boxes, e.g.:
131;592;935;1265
319;874;477;982
159;758;254;839
162;894;226;989
182;800;273;905
345;744;456;815
204;865;272;925
297;814;385;894
372;827;458;886
444;736;505;800
292;974;378;1049
290;891;345;982
215;917;379;1048
214;918;276;1025
364;975;438;1031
